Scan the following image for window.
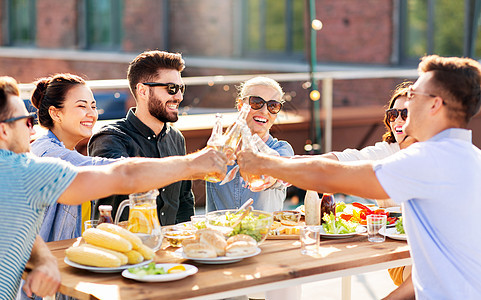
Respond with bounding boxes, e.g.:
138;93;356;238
84;0;122;50
399;0;481;63
242;0;305;59
7;0;36;46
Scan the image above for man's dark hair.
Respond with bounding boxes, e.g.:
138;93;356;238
419;55;481;125
127;50;185;101
0;76;20;121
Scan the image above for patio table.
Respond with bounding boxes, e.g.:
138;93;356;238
25;234;411;300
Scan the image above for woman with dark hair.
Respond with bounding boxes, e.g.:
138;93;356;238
323;82;415;162
30;73;116;242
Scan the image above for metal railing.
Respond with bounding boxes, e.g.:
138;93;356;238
19;68;418;153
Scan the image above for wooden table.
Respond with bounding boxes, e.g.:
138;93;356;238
37;235;410;300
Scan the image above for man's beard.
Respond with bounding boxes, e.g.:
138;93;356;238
148;94;179;123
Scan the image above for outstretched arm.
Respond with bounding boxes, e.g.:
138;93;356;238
58;148;227;205
23;236;60;298
237;150;389;199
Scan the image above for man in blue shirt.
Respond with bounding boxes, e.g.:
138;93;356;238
238;55;481;299
0;76;227;299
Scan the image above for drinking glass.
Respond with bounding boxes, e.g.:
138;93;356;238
84;220;99;231
300;226;320;255
367;214;387;242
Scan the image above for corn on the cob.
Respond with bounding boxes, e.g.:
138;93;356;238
125;250;144;264
97;223;142;250
82;228;132;252
82;243;128;265
66;246;121;268
137;244;155;260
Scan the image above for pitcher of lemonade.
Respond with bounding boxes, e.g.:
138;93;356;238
114;190;163;251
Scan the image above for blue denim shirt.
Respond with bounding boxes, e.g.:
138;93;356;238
206;135;294;213
30;130;116;242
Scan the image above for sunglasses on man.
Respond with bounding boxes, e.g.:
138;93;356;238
142;82;186;95
386;108;408;122
245;96;283;114
0;112;36;129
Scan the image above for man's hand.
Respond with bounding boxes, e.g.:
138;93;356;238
23;236;61;297
237;149;264;178
188;147;228;180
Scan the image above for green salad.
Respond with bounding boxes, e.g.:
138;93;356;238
128;262;166;277
209;211;271;242
395;217;405;234
322;212;358;234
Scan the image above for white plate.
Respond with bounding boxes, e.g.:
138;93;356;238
383;227;407;241
174;247;261;264
121;263;198;282
64;257;152;273
319;226;366;239
385;207;402;214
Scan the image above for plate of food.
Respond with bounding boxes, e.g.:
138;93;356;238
383;227;407;241
319;225;366;239
175;247;261;264
174;231;261;264
267;219;303;240
122;262;198;282
64;257;152;273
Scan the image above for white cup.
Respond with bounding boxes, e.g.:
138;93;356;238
367;214;387;243
300;226;321;255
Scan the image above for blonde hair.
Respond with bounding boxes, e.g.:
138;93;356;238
236;76;284;107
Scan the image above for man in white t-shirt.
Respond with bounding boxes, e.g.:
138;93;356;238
238;55;481;299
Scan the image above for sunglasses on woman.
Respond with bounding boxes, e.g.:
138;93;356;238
142;82;186;95
386;108;408;122
245;96;283;114
0;112;36;129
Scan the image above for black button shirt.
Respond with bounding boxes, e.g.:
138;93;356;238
88;108;194;225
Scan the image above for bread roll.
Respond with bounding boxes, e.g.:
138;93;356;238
226;234;257;246
181;237;200;248
226;241;258;257
200;232;227;256
183;243;217;258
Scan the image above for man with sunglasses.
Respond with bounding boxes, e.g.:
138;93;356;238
0;76;227;299
89;50;195;226
238;55;481;299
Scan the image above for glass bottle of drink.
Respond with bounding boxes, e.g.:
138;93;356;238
98;205;113;224
222;103;250;160
320;193;336;224
204;114;224;182
204;104;251;183
245;133;280;189
304;190;321;225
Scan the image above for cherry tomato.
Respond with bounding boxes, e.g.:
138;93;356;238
340;214;352;221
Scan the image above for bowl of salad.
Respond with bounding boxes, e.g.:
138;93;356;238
205;209;273;244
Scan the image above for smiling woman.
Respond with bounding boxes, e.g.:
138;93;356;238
205;76;294;214
29;73;117;243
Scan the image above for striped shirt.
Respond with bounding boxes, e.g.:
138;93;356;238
0;149;77;299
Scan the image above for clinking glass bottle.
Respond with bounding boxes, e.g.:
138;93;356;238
204;104;250;183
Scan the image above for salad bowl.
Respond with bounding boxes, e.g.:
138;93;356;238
205;209;273;244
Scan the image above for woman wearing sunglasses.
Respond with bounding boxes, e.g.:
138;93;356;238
323;82;416;163
206;76;294;213
29;74;117;243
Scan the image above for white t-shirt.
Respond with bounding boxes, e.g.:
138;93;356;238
374;128;481;299
333;141;400;162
